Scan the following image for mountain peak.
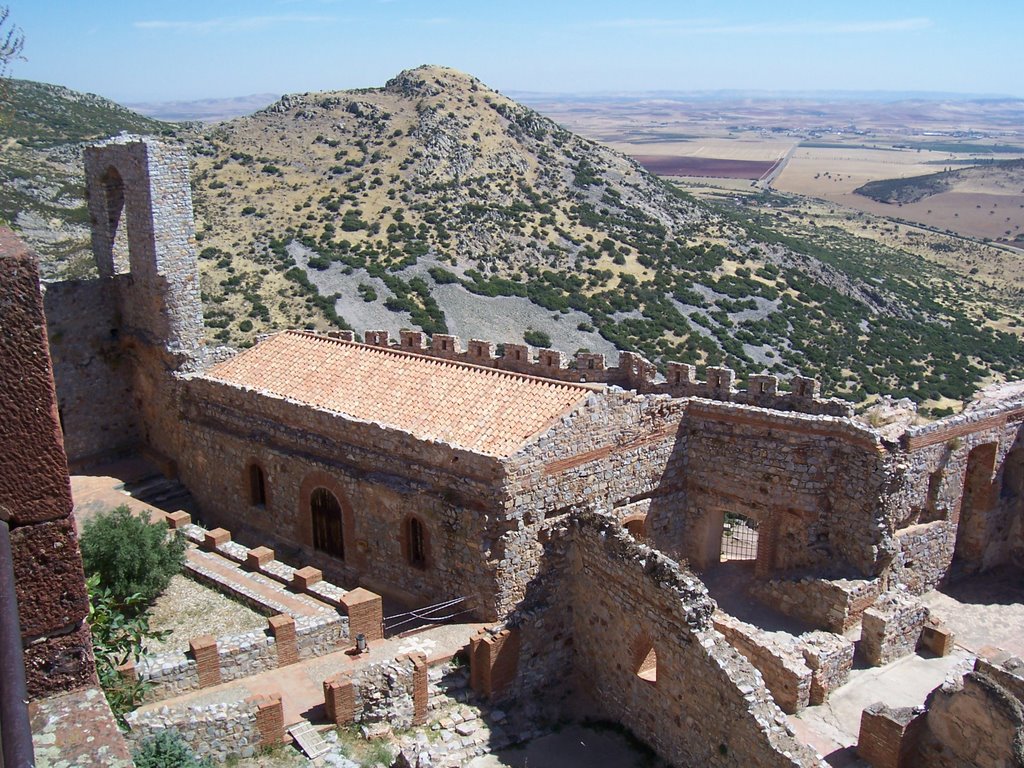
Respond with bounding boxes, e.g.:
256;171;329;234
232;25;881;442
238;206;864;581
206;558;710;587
384;65;485;99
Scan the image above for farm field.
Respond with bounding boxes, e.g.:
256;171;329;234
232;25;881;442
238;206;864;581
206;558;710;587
526;93;1024;247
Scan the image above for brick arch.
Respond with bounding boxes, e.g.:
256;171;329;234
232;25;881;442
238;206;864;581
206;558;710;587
297;470;356;562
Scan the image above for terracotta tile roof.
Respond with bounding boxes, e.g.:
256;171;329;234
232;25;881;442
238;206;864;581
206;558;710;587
201;331;595;456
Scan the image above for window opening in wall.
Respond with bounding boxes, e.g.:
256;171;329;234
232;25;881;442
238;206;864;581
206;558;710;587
721;513;758;561
623;516;646;541
407;516;427;569
249;464;267;507
921;469;945;522
101;166;131;274
311;487;344;559
636;643;658;684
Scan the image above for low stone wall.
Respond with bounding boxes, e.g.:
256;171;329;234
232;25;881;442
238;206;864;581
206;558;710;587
802;631;855;705
751;575;883;633
566;514;825;767
127;513;353;702
860;591;929;667
125;694;283;763
713;615;854;714
890;521;954;595
324;653;431;731
713;614;812;714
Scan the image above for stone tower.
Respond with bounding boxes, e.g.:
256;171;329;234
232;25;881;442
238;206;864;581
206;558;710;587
83;135;203;360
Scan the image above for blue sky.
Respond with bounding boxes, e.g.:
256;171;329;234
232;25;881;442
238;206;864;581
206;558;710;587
9;1;1024;102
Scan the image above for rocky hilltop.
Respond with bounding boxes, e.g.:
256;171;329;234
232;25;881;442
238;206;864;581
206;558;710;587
4;67;1024;408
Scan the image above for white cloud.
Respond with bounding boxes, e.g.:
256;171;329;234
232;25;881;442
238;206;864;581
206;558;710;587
588;17;933;36
134;15;336;33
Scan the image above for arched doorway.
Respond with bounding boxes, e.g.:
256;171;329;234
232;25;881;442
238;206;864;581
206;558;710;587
311;487;345;559
955;443;997;567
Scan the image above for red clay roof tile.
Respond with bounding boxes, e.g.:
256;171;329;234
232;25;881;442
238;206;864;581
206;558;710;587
201;331;594;456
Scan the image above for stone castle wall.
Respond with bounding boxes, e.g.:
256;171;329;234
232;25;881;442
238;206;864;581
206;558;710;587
566;515;824;767
179;375;512;620
0;229;96;697
43;277;141;466
344;328;853;417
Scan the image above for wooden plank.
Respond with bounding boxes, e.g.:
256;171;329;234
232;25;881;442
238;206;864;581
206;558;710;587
288;722;331;759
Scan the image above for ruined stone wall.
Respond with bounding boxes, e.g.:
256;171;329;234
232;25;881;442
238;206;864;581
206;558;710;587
670;400;896;576
0;229;96;697
896;403;1024;580
178;376;511;619
43;277;141;466
749;575;883;633
496;390;688;615
566;515;824;767
913;656;1024;768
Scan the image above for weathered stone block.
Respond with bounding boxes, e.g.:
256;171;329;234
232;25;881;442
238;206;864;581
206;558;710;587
189;635;221;688
920;622;954;657
0;229;74;526
22;623;96;698
11;516;90;640
857;703;925;768
165;510;192;529
203;527;231;549
342;587;383;643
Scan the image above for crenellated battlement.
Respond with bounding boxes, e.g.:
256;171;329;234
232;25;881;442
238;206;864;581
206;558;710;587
315;328;854;417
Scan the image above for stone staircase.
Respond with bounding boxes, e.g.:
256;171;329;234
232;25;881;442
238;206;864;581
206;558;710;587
118;471;199;517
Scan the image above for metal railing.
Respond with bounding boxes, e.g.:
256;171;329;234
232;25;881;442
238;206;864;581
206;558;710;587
383;596;471;636
0;519;35;767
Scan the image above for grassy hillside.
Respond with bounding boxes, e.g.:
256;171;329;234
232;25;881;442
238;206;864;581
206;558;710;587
5;69;1024;411
0;78;180;275
188;66;1024;411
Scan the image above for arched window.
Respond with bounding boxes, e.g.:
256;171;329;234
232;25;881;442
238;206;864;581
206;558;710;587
405;516;428;569
311;487;344;559
633;636;658;684
101;166;131;275
249;464;267;507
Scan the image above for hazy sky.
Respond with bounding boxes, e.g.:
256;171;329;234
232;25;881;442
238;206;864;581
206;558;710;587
10;1;1024;103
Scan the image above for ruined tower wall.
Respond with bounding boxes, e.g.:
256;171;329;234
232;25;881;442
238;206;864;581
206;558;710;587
890;403;1024;588
0;229;96;697
46;137;204;467
673;400;896;577
179;377;512;620
43;277;140;466
566;515;824;767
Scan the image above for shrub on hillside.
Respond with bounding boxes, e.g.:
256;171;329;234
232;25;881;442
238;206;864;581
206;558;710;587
80;505;186;608
523;328;552;348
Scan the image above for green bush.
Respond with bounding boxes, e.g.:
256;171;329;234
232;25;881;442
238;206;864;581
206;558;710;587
88;574;167;720
80;505;186;608
133;730;212;768
524;328;552;348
